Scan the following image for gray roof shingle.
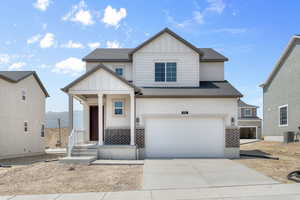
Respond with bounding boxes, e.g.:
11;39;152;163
137;81;242;98
0;71;49;97
83;48;228;62
238;100;258;108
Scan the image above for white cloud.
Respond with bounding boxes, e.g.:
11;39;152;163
102;5;127;28
205;0;226;14
0;54;10;64
88;42;101;49
106;41;121;48
193;11;204;24
212;28;247;34
8;62;26;70
53;57;85;75
33;0;51;11
61;40;84;49
40;33;55;48
27;34;42;44
62;0;94;26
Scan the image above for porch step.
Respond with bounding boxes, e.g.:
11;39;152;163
59;156;97;165
91;160;144;165
71;148;98;157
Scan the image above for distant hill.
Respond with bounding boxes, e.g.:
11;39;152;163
46;110;83;129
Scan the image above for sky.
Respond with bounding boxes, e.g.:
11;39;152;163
0;0;299;117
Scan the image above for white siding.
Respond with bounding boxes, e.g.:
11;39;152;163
85;62;133;81
69;68;134;93
0;75;46;159
105;94;131;128
133;32;200;87
200;62;224;81
136;98;238;127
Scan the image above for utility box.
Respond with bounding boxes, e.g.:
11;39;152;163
283;131;295;144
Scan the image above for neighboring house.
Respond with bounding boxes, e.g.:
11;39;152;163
0;71;49;159
62;28;242;161
260;35;300;142
238;100;262;139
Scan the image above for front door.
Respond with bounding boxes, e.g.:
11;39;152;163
89;106;99;141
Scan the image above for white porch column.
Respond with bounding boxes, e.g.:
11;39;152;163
130;92;135;145
98;93;103;145
68;94;73;135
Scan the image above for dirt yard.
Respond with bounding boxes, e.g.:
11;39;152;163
45;128;69;148
0;155;143;195
236;141;300;183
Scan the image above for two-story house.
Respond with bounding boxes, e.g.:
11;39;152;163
260;35;300;142
237;100;262;139
61;28;242;162
0;71;49;159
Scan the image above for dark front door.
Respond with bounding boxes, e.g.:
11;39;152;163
89;106;99;141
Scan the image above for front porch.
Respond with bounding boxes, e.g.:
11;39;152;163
61;65;143;162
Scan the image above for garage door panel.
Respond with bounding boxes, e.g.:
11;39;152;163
145;117;224;158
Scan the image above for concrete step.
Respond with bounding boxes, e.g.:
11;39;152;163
59;156;97;165
91;160;144;165
71;152;98;157
71;148;98;157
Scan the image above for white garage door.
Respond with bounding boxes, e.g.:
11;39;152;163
145;117;224;158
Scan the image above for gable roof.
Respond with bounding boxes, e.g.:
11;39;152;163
61;64;141;93
260;35;300;88
238;100;258;108
137;81;243;98
83;48;227;62
82;28;228;62
0;71;49;97
129;28;204;56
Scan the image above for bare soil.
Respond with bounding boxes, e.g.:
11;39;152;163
0;155;143;195
45;128;69;148
236;141;300;183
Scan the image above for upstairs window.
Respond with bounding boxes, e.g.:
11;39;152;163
113;100;124;116
279;105;288;126
244;108;252;117
155;63;165;82
21;90;26;101
115;68;124;77
155;62;177;82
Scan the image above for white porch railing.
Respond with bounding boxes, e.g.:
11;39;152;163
67;129;85;157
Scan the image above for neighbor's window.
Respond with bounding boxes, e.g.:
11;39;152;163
21;90;26;101
113;100;124;116
155;62;177;82
279;105;288;126
24;121;28;133
244;108;252;117
115;68;124;77
41;124;45;137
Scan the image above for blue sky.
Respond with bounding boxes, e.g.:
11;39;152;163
0;0;299;116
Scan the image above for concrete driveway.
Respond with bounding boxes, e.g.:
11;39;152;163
143;159;278;190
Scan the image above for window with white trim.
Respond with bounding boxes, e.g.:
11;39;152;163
115;68;124;77
113;100;124;116
244;108;252;117
24;121;28;133
21;90;26;101
155;62;177;82
279;105;288;126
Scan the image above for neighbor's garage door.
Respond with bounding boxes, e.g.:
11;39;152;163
145;117;224;158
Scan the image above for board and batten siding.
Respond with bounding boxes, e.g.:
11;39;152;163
0;75;46;159
263;43;300;137
133;32;200;87
200;62;224;81
85;62;133;81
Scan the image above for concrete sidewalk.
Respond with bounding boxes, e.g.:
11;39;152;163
1;184;300;200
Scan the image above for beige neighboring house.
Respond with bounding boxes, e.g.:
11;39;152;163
62;28;243;162
238;100;262;139
0;71;49;159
